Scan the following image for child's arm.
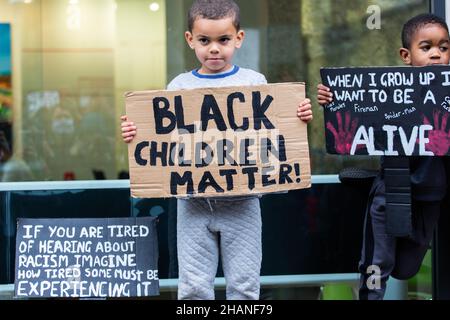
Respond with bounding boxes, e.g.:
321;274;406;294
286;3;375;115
317;84;333;105
297;98;313;123
120;115;137;143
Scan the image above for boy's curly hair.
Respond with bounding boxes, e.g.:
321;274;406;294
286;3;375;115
188;0;240;32
402;13;449;49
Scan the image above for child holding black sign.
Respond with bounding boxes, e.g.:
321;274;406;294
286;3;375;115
318;13;450;300
121;0;313;300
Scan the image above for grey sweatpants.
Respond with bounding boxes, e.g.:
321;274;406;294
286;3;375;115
177;197;262;300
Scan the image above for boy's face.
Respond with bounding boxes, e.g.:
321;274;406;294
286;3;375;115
400;23;450;66
185;17;244;74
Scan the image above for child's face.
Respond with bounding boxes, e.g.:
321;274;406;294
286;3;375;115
400;23;450;66
185;17;244;74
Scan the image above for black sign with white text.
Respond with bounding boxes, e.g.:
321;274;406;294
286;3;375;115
321;65;450;156
14;217;159;298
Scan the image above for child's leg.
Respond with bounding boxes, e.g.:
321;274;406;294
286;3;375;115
177;199;219;300
359;175;396;300
393;200;441;279
216;198;262;300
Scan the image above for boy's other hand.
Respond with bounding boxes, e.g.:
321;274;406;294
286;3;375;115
317;84;333;105
121;115;137;143
297;98;313;123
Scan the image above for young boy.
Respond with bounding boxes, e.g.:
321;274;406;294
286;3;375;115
318;13;450;300
122;0;313;300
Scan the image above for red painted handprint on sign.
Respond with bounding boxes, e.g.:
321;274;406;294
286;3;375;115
423;110;450;156
326;111;359;154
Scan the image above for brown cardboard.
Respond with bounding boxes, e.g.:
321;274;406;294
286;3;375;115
125;83;311;198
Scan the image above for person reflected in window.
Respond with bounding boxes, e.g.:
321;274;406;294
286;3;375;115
0;130;34;182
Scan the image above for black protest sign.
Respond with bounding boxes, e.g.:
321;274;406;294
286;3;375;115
125;83;311;198
14;217;159;298
320;66;450;156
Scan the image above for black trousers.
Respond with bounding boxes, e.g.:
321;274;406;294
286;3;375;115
358;175;441;300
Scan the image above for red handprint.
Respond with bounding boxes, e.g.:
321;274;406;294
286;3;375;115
423;110;450;156
326;111;359;154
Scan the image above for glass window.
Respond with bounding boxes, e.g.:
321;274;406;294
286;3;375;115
0;0;429;181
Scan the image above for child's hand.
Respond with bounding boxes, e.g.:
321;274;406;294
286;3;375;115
317;84;333;105
121;115;137;143
297;98;313;123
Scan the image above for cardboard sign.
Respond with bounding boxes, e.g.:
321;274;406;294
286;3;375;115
14;217;159;298
321;66;450;156
125;83;311;198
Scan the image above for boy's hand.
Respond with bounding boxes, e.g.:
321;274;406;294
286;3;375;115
317;84;333;105
121;115;137;143
297;98;313;123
